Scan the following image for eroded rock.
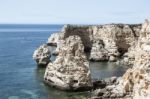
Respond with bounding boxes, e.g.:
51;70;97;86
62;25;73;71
92;19;150;99
90;24;141;62
33;44;51;67
44;36;92;91
47;32;64;46
49;24;141;62
90;39;109;61
52;40;65;56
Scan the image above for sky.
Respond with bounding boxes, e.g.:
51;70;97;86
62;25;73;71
0;0;150;24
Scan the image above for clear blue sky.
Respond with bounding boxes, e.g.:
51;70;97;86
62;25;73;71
0;0;150;24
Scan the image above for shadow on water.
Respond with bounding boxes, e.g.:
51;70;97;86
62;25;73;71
90;61;127;80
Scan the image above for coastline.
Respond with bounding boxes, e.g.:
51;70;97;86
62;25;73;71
33;19;150;98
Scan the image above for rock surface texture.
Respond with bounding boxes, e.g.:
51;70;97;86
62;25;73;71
119;19;150;67
44;36;92;91
49;24;141;62
92;19;150;99
47;32;64;46
90;24;141;61
33;44;51;66
90;39;109;61
47;25;67;46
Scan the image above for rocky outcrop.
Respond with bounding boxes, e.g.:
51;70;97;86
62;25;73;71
47;32;64;46
63;25;93;52
90;24;141;62
92;19;150;99
44;36;92;91
49;24;141;62
92;77;126;99
47;25;68;46
118;19;150;66
33;44;51;67
92;76;118;90
90;39;109;61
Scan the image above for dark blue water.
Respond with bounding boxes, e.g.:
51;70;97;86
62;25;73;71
0;24;126;99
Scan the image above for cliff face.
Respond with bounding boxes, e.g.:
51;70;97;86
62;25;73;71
48;24;141;61
63;25;93;52
120;20;150;66
116;20;150;98
90;24;141;61
63;24;141;53
92;19;150;99
32;20;150;97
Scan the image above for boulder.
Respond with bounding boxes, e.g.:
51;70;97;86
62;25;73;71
44;36;92;91
89;24;141;62
33;44;51;67
92;77;117;90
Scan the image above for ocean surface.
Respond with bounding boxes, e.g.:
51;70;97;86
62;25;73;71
0;24;126;99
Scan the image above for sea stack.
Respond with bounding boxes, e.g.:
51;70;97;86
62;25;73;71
33;44;51;67
44;36;92;91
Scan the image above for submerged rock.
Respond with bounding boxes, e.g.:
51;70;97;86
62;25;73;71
33;44;51;67
63;25;93;52
44;36;92;91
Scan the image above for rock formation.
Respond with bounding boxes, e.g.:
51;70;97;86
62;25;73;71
63;25;93;52
33;44;51;67
47;32;64;46
90;24;141;62
48;24;141;62
33;19;150;98
92;19;150;99
52;40;65;56
44;36;92;91
90;39;109;61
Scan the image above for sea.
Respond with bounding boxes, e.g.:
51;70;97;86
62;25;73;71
0;24;126;99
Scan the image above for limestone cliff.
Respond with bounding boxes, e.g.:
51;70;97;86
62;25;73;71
48;24;141;62
92;19;150;99
89;24;141;61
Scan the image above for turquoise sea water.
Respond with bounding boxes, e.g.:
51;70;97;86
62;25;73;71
0;24;126;99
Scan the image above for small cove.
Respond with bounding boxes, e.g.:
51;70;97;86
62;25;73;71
0;24;126;99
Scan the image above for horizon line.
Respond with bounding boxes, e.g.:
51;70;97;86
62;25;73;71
0;22;143;25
